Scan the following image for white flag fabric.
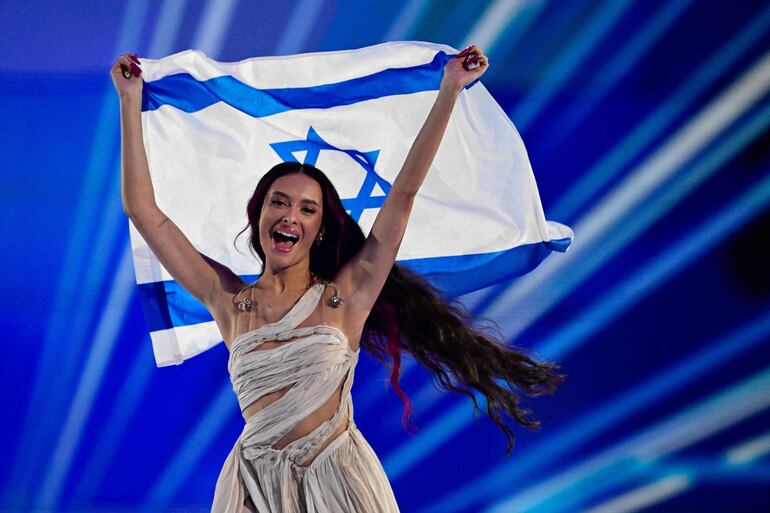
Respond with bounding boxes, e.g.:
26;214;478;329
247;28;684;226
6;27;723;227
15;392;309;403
131;41;573;367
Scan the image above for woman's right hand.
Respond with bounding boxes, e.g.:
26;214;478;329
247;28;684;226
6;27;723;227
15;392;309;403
110;53;143;100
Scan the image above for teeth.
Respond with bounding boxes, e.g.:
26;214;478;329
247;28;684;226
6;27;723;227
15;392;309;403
275;230;299;242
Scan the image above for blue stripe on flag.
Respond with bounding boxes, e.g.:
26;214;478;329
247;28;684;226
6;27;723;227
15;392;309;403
141;51;477;115
138;239;571;333
402;238;572;295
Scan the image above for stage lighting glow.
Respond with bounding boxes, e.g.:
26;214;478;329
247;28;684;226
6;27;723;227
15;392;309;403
37;245;137;509
145;381;236;507
581;474;691;513
73;343;156;500
355;16;770;422
192;0;238;58
725;430;770;466
484;366;770;512
544;0;694;149
486;47;770;341
383;0;435;41
417;308;770;512
70;1;191;502
458;0;530;57
275;0;326;55
508;0;635;130
2;1;150;507
550;3;770;221
413;172;770;510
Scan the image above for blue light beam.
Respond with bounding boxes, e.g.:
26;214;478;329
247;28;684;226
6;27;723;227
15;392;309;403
2;0;150;506
550;3;770;221
387;167;770;488
508;0;635;131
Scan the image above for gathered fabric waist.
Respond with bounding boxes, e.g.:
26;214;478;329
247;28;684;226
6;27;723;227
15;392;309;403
239;393;354;467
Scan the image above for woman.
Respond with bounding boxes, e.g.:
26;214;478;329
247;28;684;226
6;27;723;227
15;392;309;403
111;45;562;512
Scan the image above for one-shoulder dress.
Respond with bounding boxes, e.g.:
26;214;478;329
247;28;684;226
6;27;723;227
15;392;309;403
211;282;400;513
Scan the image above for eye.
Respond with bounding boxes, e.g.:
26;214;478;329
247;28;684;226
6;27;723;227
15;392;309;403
271;199;286;207
302;207;316;214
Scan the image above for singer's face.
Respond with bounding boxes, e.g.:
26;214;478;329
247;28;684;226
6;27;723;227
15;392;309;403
259;173;324;270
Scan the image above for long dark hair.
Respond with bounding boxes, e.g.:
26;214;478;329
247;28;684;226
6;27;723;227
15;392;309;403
236;161;564;454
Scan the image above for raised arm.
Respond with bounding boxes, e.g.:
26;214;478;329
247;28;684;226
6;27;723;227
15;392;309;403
336;46;489;321
111;54;241;319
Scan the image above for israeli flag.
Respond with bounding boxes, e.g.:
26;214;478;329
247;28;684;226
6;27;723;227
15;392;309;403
131;41;573;367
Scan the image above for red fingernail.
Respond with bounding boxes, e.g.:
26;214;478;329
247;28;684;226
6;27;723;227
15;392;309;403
130;63;142;76
458;46;473;58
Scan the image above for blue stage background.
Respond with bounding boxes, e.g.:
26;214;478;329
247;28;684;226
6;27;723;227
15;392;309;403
2;1;769;511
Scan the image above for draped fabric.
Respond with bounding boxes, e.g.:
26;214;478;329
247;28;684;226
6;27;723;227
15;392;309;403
212;282;399;512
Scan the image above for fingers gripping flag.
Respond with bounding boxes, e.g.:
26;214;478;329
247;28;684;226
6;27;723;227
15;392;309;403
131;41;574;367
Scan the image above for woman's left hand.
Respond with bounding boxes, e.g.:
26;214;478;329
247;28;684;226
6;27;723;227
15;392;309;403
440;45;489;94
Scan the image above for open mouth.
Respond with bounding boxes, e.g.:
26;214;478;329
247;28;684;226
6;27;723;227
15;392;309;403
271;228;300;253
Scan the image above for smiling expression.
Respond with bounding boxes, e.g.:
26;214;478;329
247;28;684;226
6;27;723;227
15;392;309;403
258;173;324;270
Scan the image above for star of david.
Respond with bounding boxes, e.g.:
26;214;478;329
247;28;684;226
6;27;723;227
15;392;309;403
270;127;391;222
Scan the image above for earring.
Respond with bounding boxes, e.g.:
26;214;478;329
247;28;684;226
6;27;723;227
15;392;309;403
316;233;324;246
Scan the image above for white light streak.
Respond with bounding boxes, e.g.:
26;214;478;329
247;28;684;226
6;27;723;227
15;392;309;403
726;430;770;465
485;367;770;512
36;245;137;509
459;0;529;57
486;47;770;341
2;0;150;506
193;0;239;58
383;0;434;42
274;0;327;55
580;474;691;513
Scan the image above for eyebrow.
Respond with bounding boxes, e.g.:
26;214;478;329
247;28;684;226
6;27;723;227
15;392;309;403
270;190;320;207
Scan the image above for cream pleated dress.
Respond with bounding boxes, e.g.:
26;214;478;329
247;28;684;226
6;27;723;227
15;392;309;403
211;282;400;512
